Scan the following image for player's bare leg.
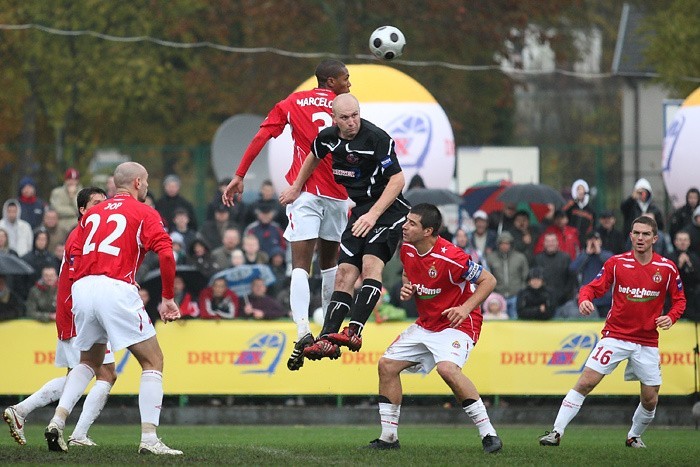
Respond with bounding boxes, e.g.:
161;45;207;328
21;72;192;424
45;344;105;452
436;361;502;453
626;383;659;448
128;336;182;455
540;367;605;446
368;357;414;449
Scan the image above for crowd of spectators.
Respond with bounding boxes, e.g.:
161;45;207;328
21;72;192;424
2;172;700;325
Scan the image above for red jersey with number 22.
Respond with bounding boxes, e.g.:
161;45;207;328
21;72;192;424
263;88;347;200
72;194;174;296
579;251;685;347
401;236;484;343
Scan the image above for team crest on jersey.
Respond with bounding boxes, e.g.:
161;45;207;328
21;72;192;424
452;340;461;349
346;153;360;164
428;263;437;278
652;270;662;283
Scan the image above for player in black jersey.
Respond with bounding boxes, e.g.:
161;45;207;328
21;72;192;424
280;93;410;360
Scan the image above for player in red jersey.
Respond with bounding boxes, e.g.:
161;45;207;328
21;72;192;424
366;203;503;454
4;187;116;447
540;215;686;449
222;60;351;371
44;162;182;456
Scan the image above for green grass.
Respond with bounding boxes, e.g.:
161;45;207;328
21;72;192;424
1;424;698;465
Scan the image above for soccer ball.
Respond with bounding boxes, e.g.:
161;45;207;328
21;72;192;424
369;26;406;60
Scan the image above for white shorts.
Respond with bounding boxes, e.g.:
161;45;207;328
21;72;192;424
584;337;662;386
284;191;348;242
55;338;116;368
382;323;474;374
72;275;156;352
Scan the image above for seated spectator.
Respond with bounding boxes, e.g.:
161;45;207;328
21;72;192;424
0;274;24;320
243;278;289;320
668;187;700;240
156;174;197;230
0;227;17;256
533;232;574;311
469;210;497;259
511;209;539;266
516;267;553;320
206;178;247;224
198;277;241;319
35;208;69;254
17;176;46;230
20;230;61;299
186;238;222;279
596;210;625;255
170;232;188;265
482;292;509;320
486;231;529;318
25;266;58;322
242;234;269;265
49;168;82;232
244;179;287;228
211;228;242;270
169;208;197;252
173;275;200;319
0;199;33;257
563;179;595;248
534;209;580;260
199;203;241;251
668;230;700;322
244;202;286;258
453;228;484;267
231;248;245;267
268;246;289;297
568;231;613;318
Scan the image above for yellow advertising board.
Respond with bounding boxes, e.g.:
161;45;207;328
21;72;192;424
0;320;695;396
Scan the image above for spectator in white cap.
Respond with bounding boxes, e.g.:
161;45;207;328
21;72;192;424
469;210;497;260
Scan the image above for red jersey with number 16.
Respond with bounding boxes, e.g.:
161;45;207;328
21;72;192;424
579;251;685;347
55;226;79;340
401;236;484;343
72;193;174;296
263;88;347;200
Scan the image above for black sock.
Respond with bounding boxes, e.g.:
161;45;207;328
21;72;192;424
349;278;383;336
320;291;353;336
377;395;392;404
461;398;478;408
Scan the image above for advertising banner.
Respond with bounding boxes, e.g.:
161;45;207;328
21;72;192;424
0;320;695;396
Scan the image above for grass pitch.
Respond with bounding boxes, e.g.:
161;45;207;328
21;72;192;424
1;424;698;465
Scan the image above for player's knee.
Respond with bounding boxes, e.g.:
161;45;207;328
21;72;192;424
435;361;460;383
377;357;400;379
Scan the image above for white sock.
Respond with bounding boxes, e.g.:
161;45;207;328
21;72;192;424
553;389;586;435
321;266;338;315
71;380;112;440
628;403;655;438
139;370;163;427
290;268;311;338
463;398;497;438
14;376;66;418
378;402;400;442
52;364;95;429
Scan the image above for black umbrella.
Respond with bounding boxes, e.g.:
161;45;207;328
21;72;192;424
0;253;34;275
404;188;463;206
142;265;208;300
497;183;566;208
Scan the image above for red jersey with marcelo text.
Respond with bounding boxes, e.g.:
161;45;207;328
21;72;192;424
72;194;173;291
579;251;685;347
400;236;484;343
263;88;347;200
55;226;79;340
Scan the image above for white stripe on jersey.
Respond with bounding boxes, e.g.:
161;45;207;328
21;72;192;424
651;261;678;273
429;252;465;269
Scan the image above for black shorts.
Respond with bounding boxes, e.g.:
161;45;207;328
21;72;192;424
338;219;404;268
